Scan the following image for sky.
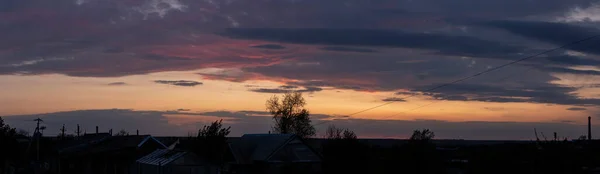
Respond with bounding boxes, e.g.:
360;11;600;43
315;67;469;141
3;0;600;140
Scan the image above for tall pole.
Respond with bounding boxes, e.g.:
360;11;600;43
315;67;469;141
60;124;66;139
34;118;43;161
589;116;592;141
76;124;81;138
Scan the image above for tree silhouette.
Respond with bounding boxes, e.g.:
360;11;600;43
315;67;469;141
410;129;435;141
0;117;18;171
325;125;356;140
404;129;441;174
115;129;129;136
266;92;315;138
195;120;231;170
322;125;367;174
197;119;230;138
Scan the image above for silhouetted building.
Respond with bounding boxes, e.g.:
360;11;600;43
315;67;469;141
227;134;322;174
53;134;168;174
136;149;219;174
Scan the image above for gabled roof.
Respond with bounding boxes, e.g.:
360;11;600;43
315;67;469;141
229;134;322;164
59;135;167;155
57;133;112;153
137;149;187;166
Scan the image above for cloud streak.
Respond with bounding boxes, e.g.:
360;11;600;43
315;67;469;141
154;80;203;87
107;82;127;86
249;86;324;94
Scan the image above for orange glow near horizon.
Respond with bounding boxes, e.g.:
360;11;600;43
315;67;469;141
0;70;592;126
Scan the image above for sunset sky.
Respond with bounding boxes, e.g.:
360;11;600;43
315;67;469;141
3;0;600;139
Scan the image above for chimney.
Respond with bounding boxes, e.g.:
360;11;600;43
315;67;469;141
589;116;592;141
136;130;139;136
96;126;99;134
109;129;112;135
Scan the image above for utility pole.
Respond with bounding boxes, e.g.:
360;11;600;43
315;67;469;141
589;116;592;141
60;124;66;139
75;124;81;138
33;118;43;161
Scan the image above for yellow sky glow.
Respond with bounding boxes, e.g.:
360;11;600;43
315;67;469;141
0;70;592;125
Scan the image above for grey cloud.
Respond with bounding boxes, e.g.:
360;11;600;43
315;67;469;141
246;53;549;92
249;86;323;94
198;110;339;120
381;97;407;102
321;47;377;53
103;47;125;53
413;83;600;106
279;85;298;89
107;82;127;86
250;44;286;50
544;55;600;66
140;54;191;61
199;111;271;119
220;28;524;58
154;80;203;87
331;118;592;140
567;107;587;111
541;66;600;76
482;20;600;55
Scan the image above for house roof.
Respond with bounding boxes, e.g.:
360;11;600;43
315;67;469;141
137;149;187;166
229;134;299;164
59;135;167;155
57;133;112;153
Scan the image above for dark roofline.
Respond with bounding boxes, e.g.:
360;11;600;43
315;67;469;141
138;135;168;149
263;134;323;162
263;134;296;161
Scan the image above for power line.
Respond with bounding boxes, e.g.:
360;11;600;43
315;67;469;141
355;37;600;128
314;34;600;127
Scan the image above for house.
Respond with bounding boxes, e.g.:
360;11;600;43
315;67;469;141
227;134;322;174
54;134;168;174
136;149;220;174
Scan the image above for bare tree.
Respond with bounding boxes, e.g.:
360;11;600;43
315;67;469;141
410;129;435;141
198;119;231;138
325;125;356;140
115;129;129;136
195;120;231;170
322;125;365;173
266;92;316;138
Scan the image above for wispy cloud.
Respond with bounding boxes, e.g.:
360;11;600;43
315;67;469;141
381;97;407;102
154;80;203;87
248;86;323;94
107;82;127;86
567;107;587;111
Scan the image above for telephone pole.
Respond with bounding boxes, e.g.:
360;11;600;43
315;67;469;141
33;118;43;161
60;124;66;139
75;124;81;138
